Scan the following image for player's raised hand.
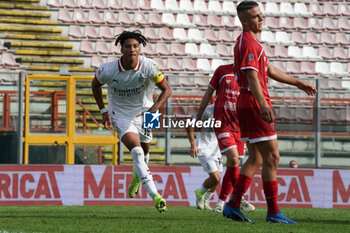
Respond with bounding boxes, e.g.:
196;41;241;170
296;81;317;96
190;144;199;158
102;112;112;130
260;105;275;123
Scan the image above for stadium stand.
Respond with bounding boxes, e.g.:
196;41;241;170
1;53;20;67
182;58;198;72
170;43;186;56
91;55;103;68
159;27;175;41
93;0;108;10
69;25;84;38
143;43;157;56
88;10;104;24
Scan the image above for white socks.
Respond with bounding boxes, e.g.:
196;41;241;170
216;199;225;208
131;147;158;197
200;185;213;202
204;191;214;202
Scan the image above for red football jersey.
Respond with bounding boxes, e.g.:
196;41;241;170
209;64;240;133
234;31;270;101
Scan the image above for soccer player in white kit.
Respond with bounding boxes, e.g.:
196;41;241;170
187;104;223;210
91;30;172;213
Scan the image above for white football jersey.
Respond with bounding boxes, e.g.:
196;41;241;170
96;56;163;118
195;104;220;151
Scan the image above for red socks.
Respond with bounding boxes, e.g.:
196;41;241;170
228;174;252;208
219;166;240;201
227;173;280;214
263;180;280;215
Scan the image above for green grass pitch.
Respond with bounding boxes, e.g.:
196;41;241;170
0;206;349;233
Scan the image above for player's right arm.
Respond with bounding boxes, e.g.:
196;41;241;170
197;86;215;122
92;75;111;130
186;124;199;158
197;66;221;121
245;69;274;123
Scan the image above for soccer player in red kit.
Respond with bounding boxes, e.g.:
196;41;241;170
222;1;316;223
196;63;254;213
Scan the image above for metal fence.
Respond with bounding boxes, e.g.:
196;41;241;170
1;72;350;168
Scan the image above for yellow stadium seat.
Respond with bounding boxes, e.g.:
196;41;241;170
15;50;80;56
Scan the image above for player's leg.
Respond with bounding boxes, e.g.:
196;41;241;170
236;141;255;212
196;172;220;210
233;143;262;203
239;144;261;173
112;117;143;199
196;154;222;210
112;116;165;212
213;147;239;212
123;133;166;212
221;147;240;198
122;133;157;197
255;139;296;223
122;132;142;197
223;142;262;221
141;142;150;164
126;142;149;198
214;131;241;211
202;171;221;190
195;174;215;210
203;171;221;210
139;126;167;213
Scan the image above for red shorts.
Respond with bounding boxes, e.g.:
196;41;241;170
214;129;246;156
237;92;277;143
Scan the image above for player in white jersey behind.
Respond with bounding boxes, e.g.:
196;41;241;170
186;104;222;210
91;30;172;213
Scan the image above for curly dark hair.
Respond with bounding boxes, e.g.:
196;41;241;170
115;30;149;47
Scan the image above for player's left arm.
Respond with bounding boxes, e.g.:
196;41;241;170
148;74;172;112
186;124;199;158
267;63;317;96
197;86;215;122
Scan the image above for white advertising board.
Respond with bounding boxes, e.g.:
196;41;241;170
0;165;349;209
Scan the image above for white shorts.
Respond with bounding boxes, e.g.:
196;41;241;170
111;115;152;143
198;146;223;174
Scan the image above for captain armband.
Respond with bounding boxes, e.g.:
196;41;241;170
151;72;165;84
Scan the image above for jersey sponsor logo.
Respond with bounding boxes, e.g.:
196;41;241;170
225;101;237;112
217;132;230;139
225;89;239;95
0;166;63;205
83;166;190;206
143;110;161;129
113;86;142;97
248;53;254;61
